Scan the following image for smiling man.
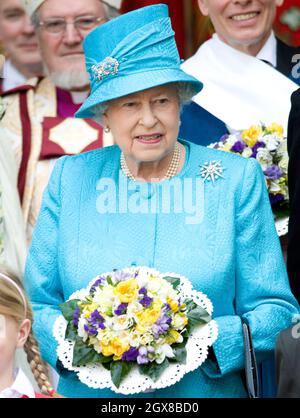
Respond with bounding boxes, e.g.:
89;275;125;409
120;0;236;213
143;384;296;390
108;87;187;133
0;0;120;242
179;0;300;146
0;0;43;92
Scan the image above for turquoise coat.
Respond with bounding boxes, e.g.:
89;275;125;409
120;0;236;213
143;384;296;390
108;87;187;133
25;140;299;398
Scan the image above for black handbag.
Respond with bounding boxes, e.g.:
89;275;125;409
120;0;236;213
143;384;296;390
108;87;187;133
242;319;260;398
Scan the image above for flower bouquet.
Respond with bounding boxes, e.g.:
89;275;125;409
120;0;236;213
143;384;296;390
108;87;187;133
209;123;289;235
53;266;218;394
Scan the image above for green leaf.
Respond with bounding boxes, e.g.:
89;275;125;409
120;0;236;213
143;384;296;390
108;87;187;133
187;306;211;327
59;299;80;321
102;362;112;371
163;276;181;290
72;340;102;366
106;276;114;286
172;345;187;364
139;359;169;382
110;361;132;388
185;299;197;311
65;322;78;341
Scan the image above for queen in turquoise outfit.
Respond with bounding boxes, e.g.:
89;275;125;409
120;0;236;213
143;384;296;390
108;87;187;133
25;5;299;398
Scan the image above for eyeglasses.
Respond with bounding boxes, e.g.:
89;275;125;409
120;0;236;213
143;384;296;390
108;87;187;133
38;16;106;35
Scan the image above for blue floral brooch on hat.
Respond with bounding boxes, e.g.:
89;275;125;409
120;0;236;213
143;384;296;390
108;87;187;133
91;57;119;82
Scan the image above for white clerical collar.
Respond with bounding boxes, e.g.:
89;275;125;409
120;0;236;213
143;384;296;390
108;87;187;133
2;60;27;92
256;31;277;68
181;33;298;133
0;368;36;398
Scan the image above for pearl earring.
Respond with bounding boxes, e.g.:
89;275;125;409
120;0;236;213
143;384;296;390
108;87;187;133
104;127;110;133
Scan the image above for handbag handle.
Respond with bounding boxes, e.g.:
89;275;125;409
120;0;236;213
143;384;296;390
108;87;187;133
242;320;260;398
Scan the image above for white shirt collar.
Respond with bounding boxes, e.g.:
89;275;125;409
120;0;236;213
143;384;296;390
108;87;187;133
0;368;36;398
256;31;277;68
2;60;27;92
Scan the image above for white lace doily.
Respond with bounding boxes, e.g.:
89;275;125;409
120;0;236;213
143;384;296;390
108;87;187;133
53;269;218;395
275;216;289;237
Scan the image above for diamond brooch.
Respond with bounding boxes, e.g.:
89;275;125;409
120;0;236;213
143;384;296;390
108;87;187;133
199;161;224;184
91;57;119;82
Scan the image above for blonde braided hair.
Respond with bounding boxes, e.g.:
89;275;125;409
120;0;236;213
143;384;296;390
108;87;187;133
0;266;59;397
24;316;58;396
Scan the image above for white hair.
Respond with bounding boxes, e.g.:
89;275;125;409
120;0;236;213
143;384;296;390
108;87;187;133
31;0;118;27
91;82;196;126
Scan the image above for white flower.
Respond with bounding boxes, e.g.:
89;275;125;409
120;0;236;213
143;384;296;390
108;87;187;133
172;313;187;330
264;134;280;152
242;147;252;158
269;180;282;193
276;140;288;158
154;344;175;364
111;315;134;331
225;135;237;147
256;148;273;170
146;277;176;300
93;285;115;315
278;156;288;174
77;317;88;342
91;338;102;353
139;332;154;346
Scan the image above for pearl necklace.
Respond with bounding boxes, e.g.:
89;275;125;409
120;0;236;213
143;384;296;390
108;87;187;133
120;142;181;181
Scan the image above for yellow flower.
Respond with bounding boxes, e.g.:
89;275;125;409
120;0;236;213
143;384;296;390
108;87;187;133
101;343;115;357
164;329;183;345
167;297;179;313
101;338;129;359
135;307;161;326
172;313;188;329
242;125;262;147
114;279;139;303
81;303;99;319
267;122;284;138
222;142;232;152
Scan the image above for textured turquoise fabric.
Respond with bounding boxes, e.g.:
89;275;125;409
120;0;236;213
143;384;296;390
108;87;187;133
25;140;299;398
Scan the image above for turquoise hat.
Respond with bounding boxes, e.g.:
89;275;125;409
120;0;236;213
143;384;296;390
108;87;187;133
75;4;203;119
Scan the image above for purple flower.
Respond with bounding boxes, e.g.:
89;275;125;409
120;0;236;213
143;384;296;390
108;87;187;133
122;347;139;362
114;303;128;316
251;141;265;158
90;276;106;294
231;140;245;153
220;134;229;142
72;306;80;327
113;270;132;283
84;324;98;336
270;193;285;205
152;313;172;338
163;303;171;312
138;287;147;295
84;309;106;336
264;165;283;180
137;346;155;365
140;295;153;308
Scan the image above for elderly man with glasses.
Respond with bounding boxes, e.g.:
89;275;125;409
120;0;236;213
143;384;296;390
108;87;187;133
0;0;120;243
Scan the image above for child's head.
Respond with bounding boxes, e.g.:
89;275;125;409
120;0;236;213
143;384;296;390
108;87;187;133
0;267;55;396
